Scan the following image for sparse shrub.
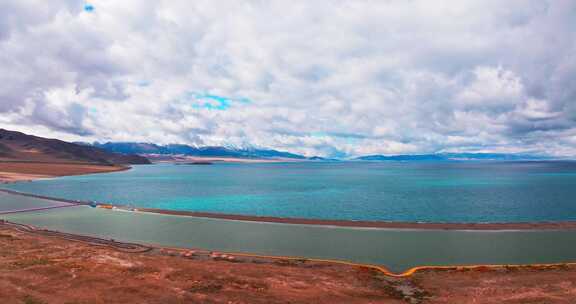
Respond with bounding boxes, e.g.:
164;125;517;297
22;295;46;304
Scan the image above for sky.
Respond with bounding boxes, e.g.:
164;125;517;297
0;0;575;157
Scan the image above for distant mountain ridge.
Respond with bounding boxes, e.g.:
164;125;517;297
1;128;550;165
354;153;547;161
86;141;547;162
0;129;150;165
86;142;307;160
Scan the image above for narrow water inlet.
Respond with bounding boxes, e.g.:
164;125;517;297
0;191;74;214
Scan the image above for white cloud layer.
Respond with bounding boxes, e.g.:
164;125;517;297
1;0;576;157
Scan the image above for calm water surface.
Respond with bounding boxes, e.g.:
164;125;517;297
4;161;576;223
4;205;576;272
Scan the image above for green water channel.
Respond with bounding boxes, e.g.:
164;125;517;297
2;193;576;273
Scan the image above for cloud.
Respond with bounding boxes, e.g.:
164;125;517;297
457;66;523;110
0;0;575;157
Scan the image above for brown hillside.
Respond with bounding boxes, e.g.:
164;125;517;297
0;129;150;165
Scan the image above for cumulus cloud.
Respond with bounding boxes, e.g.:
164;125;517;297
0;0;575;157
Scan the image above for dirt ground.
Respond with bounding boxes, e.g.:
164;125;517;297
0;162;127;183
412;267;576;303
0;226;405;304
1;226;576;304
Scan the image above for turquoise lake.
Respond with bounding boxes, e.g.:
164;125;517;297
4;161;576;223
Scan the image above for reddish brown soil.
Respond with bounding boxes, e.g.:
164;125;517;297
0;226;405;304
0;162;128;183
2;161;576;303
412;267;576;303
1;226;576;304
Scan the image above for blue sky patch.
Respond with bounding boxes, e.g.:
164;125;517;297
84;4;95;12
137;80;151;87
184;92;251;111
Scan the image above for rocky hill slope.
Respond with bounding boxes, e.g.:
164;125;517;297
0;129;150;165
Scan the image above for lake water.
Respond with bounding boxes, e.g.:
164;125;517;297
4;161;576;223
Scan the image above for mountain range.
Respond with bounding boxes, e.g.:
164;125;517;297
0;128;551;164
85;141;548;162
84;142;308;160
354;153;547;161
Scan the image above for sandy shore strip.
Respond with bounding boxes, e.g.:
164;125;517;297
137;208;576;230
0;161;129;183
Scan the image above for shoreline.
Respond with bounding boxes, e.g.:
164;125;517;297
4;161;576;231
3;188;576;231
0;161;130;183
3;218;576;278
4;223;576;304
3;165;576;302
137;208;576;230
